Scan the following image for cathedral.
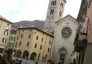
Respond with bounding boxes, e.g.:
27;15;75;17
44;0;78;64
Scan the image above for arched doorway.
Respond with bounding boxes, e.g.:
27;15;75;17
58;47;67;64
13;49;16;56
30;52;37;60
22;50;29;59
15;49;22;58
17;49;22;58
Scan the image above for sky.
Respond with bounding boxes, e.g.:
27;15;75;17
0;0;82;22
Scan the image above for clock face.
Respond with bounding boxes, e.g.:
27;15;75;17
61;27;72;39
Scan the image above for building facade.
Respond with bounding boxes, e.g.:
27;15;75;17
74;0;92;64
44;0;66;33
8;28;17;48
52;15;78;64
14;27;53;62
0;15;12;48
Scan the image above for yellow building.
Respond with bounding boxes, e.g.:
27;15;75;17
14;27;54;62
0;15;13;47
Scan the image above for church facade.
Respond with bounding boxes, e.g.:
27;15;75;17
44;0;78;64
51;15;78;64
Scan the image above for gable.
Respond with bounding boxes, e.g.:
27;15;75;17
55;15;78;25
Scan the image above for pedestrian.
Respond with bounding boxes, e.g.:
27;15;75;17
58;60;62;64
73;58;76;64
13;60;15;64
50;60;54;64
36;61;38;64
0;55;3;63
15;59;19;64
47;60;51;64
18;60;22;64
1;48;13;64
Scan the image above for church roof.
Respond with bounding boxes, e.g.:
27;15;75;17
55;14;77;24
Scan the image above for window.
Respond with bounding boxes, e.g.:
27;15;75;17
35;44;37;48
60;2;63;8
51;1;56;6
12;43;14;47
29;34;31;38
61;27;72;39
36;36;39;40
19;41;21;46
7;23;9;26
14;37;15;41
27;42;29;47
41;38;43;42
21;34;23;38
34;32;36;34
49;41;52;45
59;54;65;60
2;38;6;43
50;9;54;15
5;39;7;43
9;37;11;41
15;42;17;47
11;32;15;35
59;11;62;17
45;55;47;61
48;48;51;52
4;31;8;36
17;36;19;40
40;45;42;50
38;53;40;60
42;57;44;60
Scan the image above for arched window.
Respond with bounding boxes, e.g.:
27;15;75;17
50;9;54;15
59;11;62;17
60;2;63;8
51;1;56;6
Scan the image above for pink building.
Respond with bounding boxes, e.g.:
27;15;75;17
75;0;92;64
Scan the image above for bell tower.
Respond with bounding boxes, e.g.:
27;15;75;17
44;0;66;34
